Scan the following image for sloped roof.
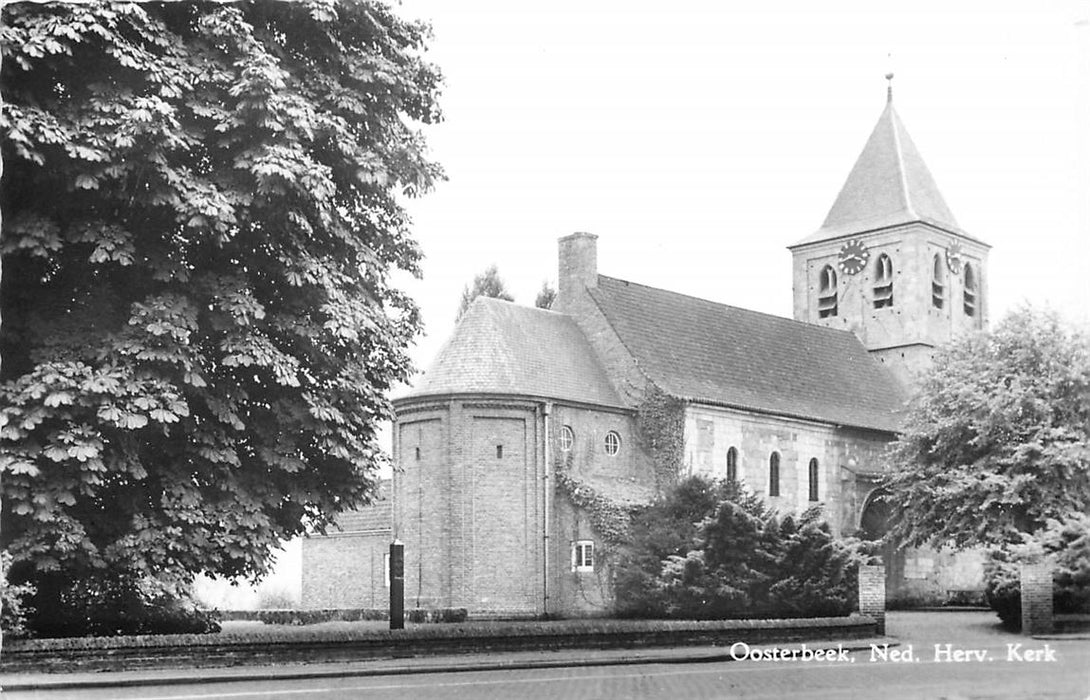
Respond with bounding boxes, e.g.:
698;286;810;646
334;480;391;532
793;100;983;247
588;276;908;432
400;297;623;407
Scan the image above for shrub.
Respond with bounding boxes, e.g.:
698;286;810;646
2;551;36;639
984;514;1090;630
17;569;219;638
613;476;865;619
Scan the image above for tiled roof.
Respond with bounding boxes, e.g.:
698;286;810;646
400;297;623;408
334;480;392;532
793;100;985;247
588;276;908;432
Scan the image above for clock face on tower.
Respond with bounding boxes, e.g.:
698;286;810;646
946;242;964;274
837;239;869;275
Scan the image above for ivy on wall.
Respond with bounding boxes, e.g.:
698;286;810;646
554;452;634;545
635;384;686;492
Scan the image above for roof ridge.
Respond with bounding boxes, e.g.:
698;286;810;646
888;104;917;220
472;295;570;317
596;274;868;339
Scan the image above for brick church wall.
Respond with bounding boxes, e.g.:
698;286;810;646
393;399;545;615
302;532;390;608
548;404;655;617
301;496;392;609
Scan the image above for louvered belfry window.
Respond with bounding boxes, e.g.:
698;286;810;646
932;254;945;309
818;265;838;318
873;254;894;309
963;263;977;317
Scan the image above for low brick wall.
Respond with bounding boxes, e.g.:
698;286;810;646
1;616;878;675
216;608;467;624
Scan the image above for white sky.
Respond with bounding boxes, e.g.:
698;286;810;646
392;0;1090;379
256;1;1090;595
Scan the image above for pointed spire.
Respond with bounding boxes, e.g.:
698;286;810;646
791;88;983;247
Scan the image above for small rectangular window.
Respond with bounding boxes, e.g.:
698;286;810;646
496;445;503;459
571;540;594;572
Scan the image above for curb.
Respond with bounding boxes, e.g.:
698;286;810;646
0;638;897;692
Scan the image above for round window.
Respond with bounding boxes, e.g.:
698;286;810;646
604;431;621;456
559;425;574;452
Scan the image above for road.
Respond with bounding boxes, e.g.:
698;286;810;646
6;612;1089;699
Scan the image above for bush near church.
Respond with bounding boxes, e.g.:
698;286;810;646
983;514;1090;630
613;476;867;619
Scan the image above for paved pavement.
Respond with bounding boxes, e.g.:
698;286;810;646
2;611;1088;699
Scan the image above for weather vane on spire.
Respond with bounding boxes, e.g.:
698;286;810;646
885;53;895;103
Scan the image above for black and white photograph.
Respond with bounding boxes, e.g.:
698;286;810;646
1;1;1088;698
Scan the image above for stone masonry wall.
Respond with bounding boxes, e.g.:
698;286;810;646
684;405;891;536
790;222;989;390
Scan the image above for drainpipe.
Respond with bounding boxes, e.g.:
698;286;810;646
542;402;552;616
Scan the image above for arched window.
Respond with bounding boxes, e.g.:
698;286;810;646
726;447;738;483
808;458;819;502
559;425;574;452
873;254;894;308
768;452;780;497
818;266;838;318
932;254;945;309
963;263;977;317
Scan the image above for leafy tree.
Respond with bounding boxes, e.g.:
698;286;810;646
534;281;556;310
0;1;442;635
456;264;513;320
885;307;1090;550
983;514;1090;629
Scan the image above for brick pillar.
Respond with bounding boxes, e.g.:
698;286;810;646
858;565;886;635
1020;562;1053;635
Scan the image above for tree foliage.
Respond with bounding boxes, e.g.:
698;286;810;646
885;307;1090;550
456;264;512;320
983;514;1090;629
534;281;556;310
0;0;442;633
614;476;865;619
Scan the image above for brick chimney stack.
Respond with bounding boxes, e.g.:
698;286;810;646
557;232;598;313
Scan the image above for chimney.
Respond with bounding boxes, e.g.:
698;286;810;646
557;232;598;312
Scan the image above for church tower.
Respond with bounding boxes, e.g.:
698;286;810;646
788;79;991;390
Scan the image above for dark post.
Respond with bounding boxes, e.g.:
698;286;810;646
390;539;404;630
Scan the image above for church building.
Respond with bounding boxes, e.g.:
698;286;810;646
302;88;991;616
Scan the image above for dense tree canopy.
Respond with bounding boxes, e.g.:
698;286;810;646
0;0;442;630
455;264;512;320
885;307;1090;550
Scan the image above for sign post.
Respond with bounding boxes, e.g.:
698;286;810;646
389;539;404;630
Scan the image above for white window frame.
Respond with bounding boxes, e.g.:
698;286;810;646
559;425;574;452
571;540;594;572
604;431;621;456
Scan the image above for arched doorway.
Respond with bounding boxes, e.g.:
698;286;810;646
859;489;905;597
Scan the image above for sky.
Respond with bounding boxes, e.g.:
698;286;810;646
228;1;1090;601
392;0;1090;380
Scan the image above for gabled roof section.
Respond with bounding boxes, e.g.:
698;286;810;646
334;479;391;533
793;100;982;247
588;276;907;432
400;297;623;408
